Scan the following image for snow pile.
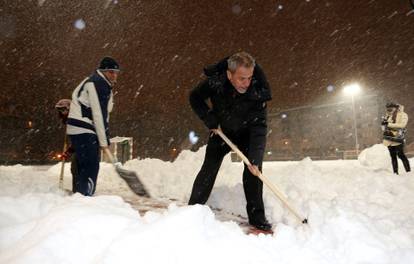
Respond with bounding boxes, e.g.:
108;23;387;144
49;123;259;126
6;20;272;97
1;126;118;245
0;194;138;263
0;165;59;196
122;146;242;201
358;143;391;170
0;193;293;264
1;144;414;263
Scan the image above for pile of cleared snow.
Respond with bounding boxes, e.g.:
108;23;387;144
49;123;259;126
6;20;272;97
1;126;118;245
358;143;391;171
122;146;243;201
0;193;277;263
1;144;414;263
0;165;60;196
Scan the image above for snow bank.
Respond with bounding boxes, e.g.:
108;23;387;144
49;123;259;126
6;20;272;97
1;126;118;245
1;144;414;264
358;143;391;171
0;194;138;263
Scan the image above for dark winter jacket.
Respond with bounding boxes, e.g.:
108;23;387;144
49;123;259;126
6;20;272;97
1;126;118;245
67;70;113;147
189;57;272;165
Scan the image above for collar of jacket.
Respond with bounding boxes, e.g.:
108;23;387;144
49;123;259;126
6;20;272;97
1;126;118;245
203;57;272;102
96;70;113;87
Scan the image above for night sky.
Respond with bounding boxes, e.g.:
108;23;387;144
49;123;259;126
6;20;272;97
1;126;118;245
1;0;413;162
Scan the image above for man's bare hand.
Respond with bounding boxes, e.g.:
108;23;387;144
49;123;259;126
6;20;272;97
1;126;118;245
211;128;219;134
247;164;261;177
101;146;109;152
210;127;221;137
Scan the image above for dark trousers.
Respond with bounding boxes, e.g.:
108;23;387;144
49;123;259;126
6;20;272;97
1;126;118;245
189;134;266;224
388;144;411;174
69;134;100;196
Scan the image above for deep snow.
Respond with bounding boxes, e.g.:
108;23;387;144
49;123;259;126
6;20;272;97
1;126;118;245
1;144;414;264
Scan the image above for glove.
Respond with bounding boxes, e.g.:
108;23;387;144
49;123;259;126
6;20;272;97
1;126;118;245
60;153;69;161
203;111;219;129
61;151;72;161
61;146;75;161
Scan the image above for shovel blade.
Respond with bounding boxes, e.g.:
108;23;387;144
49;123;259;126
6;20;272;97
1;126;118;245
115;165;150;197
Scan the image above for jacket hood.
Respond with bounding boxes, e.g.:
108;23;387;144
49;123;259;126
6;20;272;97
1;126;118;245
203;57;229;77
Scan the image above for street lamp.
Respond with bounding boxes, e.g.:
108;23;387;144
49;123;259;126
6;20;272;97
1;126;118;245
343;83;361;155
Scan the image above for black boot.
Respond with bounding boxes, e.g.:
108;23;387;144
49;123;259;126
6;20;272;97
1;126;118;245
249;219;272;231
401;157;411;173
403;162;411;172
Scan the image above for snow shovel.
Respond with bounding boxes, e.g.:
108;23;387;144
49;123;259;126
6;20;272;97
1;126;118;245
215;129;308;224
103;148;150;197
55;99;71;190
58;135;67;189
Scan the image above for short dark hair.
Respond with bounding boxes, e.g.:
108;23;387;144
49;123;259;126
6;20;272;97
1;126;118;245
227;52;256;73
386;102;399;108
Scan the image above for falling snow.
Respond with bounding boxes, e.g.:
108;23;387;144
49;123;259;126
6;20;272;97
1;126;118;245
74;19;86;30
0;1;413;162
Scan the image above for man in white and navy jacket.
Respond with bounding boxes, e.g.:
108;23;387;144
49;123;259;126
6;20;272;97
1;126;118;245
66;57;120;196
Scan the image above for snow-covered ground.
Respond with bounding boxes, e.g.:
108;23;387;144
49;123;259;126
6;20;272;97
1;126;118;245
1;144;414;263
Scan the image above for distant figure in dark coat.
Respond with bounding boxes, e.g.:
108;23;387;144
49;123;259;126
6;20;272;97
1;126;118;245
55;98;77;192
188;52;272;231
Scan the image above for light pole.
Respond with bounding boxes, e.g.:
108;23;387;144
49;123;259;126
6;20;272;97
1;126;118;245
343;83;361;155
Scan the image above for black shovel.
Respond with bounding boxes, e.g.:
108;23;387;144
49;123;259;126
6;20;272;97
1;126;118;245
104;148;150;197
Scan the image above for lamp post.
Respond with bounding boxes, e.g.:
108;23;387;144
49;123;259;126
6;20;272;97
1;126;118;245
343;83;361;155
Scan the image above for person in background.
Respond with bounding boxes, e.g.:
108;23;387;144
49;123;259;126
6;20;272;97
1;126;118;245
66;57;120;196
55;98;77;192
382;102;411;175
188;52;272;231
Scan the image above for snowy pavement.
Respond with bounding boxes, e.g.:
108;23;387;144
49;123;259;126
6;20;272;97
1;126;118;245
1;144;414;263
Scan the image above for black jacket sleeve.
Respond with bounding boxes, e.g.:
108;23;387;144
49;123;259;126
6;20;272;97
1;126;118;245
189;79;219;129
247;101;268;166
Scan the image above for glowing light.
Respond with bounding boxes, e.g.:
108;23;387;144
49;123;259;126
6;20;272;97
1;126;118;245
281;113;287;119
343;83;361;96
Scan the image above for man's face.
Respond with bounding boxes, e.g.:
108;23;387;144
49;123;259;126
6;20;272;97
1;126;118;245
227;66;254;94
103;70;120;85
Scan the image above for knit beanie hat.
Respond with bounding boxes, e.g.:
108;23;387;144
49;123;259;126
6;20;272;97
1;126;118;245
98;56;120;71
